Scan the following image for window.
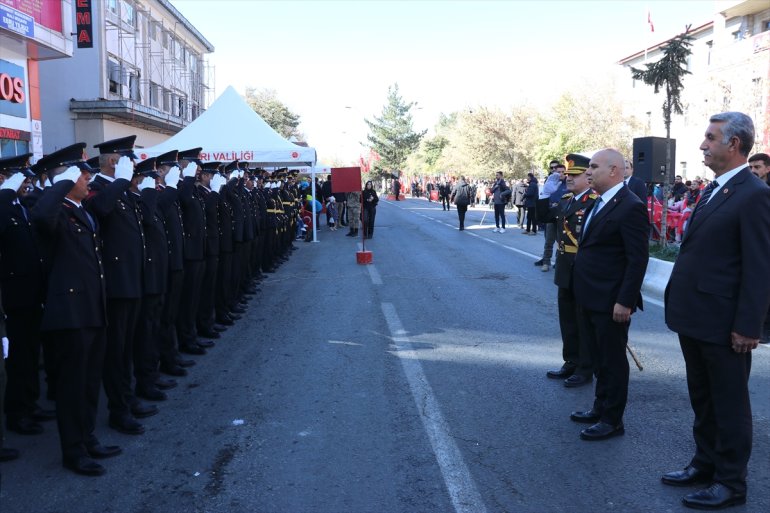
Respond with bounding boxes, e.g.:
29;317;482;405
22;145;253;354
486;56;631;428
178;95;186;118
149;82;160;108
162;31;169;50
120;0;135;27
763;20;770;33
108;59;122;93
107;0;118;14
0;139;29;158
732;29;743;41
129;71;141;101
706;40;713;66
162;88;171;112
148;21;157;41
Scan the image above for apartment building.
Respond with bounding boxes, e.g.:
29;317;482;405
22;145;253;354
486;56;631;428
617;0;769;179
39;0;214;154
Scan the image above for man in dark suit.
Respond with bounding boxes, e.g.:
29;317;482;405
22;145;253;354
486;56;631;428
570;148;649;441
31;144;121;476
662;112;770;510
546;154;596;388
624;159;649;202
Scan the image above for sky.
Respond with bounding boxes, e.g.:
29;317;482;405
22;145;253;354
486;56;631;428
171;0;719;164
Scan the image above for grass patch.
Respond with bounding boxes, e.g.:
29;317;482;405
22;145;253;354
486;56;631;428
649;243;680;262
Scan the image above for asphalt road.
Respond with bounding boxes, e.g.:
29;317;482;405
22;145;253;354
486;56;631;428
1;197;768;513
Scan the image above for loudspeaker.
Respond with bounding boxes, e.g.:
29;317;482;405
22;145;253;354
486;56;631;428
633;136;676;184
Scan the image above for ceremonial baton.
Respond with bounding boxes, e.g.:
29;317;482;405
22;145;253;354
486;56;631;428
627;344;643;371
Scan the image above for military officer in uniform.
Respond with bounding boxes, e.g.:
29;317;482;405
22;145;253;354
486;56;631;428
31;143;122;476
0;154;53;436
215;162;237;329
88;135;156;435
196;162;225;340
546;154;597;388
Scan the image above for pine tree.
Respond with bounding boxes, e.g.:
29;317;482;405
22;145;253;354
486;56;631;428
631;26;693;247
365;84;426;180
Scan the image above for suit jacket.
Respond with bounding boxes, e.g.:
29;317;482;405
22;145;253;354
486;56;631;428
86;175;144;299
626;176;648;202
157;185;185;272
199;186;220;257
137;189;168;296
573;185;649;313
665;167;770;343
178;176;206;261
218;190;234;253
31;181;106;331
0;190;46;309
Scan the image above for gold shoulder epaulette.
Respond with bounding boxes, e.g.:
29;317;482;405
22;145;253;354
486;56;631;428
562;193;574;199
588;193;598;199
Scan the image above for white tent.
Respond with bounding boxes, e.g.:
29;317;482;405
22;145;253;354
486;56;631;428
138;85;317;167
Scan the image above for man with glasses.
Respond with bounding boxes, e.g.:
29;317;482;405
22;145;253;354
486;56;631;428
534;161;566;271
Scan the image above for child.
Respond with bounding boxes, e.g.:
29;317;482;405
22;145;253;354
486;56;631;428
326;197;339;231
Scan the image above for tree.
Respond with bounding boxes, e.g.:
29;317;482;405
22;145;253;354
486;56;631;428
631;26;693;247
365;84;426;180
244;87;303;140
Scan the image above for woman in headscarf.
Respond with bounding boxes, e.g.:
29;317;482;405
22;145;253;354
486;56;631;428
362;180;379;239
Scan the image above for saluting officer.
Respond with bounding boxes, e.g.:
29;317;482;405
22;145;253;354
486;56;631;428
547;154;597;388
215;161;237;328
31;143;121;476
196;162;225;340
0;154;53;437
87;136;156;435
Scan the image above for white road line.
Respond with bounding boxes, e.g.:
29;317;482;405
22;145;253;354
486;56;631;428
381;303;488;513
367;264;383;285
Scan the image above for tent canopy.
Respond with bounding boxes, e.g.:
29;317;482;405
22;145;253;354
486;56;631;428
138;86;317;167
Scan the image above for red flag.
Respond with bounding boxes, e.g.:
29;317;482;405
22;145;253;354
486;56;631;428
648;11;655;32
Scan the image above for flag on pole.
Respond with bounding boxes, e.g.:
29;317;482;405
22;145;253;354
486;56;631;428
648;10;655;32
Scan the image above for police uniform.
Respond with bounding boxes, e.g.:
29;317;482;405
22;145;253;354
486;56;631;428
31;144;120;476
547;154;596;386
215;162;236;325
0;154;49;435
196;162;222;339
87;135;154;433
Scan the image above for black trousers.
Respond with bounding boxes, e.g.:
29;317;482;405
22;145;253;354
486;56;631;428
526;207;538;233
159;270;184;366
177;259;204;347
363;207;376;236
679;335;752;494
441;196;450;210
4;305;43;421
493;203;506;228
197;254;219;333
557;287;593;378
216;251;234;319
49;327;105;462
577;306;629;426
103;298;141;417
134;294;163;390
456;204;468;229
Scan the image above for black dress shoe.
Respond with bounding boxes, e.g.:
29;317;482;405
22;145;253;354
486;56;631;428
230;306;246;314
533;259;543;266
0;447;20;462
580;421;624;441
109;416;145;435
196;339;215;349
7;417;44;435
64;456;106;476
682;483;746;510
136;386;167;402
175;357;196;368
216;316;235;326
546;363;576;379
31;407;57;422
130;402;159;419
570;409;601;424
661;465;714;487
564;374;592;388
228;313;242;321
160;363;188;377
180;344;206;355
155;377;177;390
212;324;227;332
197;329;221;339
86;444;122;459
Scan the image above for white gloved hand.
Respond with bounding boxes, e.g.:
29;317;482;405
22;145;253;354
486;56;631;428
232;170;242;180
114;156;134;181
2;336;9;359
0;172;26;192
182;162;198;178
53;166;82;184
211;174;226;192
138;176;156;191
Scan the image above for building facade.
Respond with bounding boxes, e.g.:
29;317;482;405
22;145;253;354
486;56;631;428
0;0;75;160
617;0;770;180
39;0;214;154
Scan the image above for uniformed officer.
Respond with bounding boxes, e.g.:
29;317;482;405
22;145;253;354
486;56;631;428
0;154;53;436
31;143;122;476
88;135;156;435
155;151;195;375
176;148;210;355
346;189;362;237
215;161;237;328
546;153;597;387
196;161;224;339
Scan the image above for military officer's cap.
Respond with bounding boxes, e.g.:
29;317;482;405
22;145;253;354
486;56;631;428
178;148;203;164
238;161;250;170
85;156;101;170
200;161;221;174
33;143;93;174
565;153;591;174
224;160;239;173
135;157;158;178
156;150;179;167
93;135;138;159
0;153;35;178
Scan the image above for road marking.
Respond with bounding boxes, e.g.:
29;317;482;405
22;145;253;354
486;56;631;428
381;303;488;513
367;264;383;285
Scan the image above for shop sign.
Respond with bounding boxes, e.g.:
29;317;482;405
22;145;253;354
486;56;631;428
0;60;27;118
